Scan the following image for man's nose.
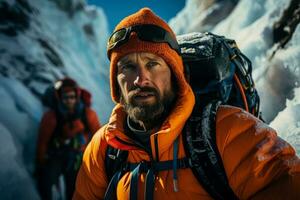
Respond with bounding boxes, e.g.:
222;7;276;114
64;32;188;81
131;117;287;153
133;67;150;87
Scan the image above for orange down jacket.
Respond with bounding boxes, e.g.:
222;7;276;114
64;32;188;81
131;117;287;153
73;88;300;199
36;107;101;165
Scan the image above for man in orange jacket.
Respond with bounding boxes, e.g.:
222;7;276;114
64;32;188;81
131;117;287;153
36;77;101;200
73;8;300;200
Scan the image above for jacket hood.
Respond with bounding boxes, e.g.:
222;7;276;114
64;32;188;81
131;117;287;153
105;85;195;158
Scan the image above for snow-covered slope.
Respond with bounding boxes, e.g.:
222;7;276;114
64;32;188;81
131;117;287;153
170;0;300;154
169;0;238;35
270;86;300;154
0;0;112;199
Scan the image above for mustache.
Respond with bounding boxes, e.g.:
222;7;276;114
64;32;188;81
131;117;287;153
128;86;159;98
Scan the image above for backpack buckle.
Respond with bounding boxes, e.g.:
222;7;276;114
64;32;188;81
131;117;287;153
108;154;117;160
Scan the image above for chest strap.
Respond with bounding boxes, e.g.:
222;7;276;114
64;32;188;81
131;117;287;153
104;137;187;200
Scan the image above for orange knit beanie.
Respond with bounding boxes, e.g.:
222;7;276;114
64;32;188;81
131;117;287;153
108;7;189;103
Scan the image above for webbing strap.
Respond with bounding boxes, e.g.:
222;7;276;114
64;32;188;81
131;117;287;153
128;158;189;200
144;136;180;199
105;138;189;200
130;163;142;200
104;170;123;200
125;157;190;172
144;168;155;200
104;157;190;200
172;137;179;192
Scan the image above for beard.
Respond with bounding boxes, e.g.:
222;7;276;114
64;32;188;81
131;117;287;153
120;85;176;129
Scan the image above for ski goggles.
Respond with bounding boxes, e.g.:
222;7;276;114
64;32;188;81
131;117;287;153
107;24;180;59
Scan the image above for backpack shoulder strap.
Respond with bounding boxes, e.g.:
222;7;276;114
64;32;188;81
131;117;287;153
104;145;129;200
104;139;191;200
183;100;238;200
105;144;129;181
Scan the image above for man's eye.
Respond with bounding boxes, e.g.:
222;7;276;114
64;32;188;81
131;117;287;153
120;64;135;71
147;61;159;68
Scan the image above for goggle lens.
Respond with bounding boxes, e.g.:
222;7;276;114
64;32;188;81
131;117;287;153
107;24;179;59
108;28;128;49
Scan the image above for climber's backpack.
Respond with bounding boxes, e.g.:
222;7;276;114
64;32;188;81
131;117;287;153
103;32;261;200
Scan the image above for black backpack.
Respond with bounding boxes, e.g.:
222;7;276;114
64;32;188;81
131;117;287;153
103;32;261;200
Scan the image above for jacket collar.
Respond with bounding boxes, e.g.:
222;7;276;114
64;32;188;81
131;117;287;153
105;85;195;158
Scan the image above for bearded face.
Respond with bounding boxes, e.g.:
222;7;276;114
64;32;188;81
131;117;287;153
117;52;176;129
120;84;175;127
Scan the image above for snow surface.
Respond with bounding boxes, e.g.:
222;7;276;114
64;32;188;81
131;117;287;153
169;0;238;35
270;87;300;155
0;123;40;200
